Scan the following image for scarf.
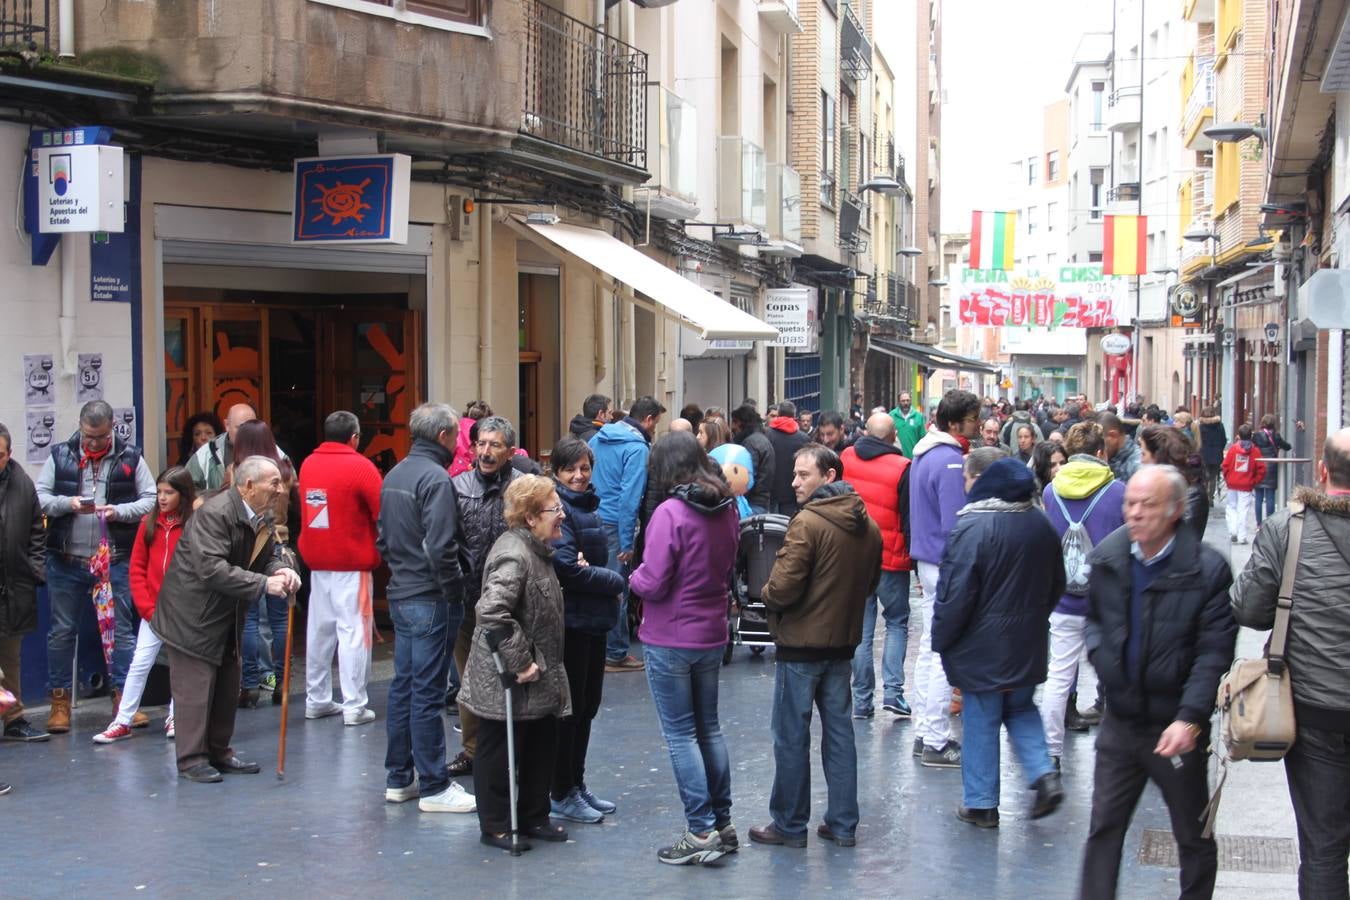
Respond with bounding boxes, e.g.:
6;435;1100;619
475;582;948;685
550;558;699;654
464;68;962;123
80;445;110;470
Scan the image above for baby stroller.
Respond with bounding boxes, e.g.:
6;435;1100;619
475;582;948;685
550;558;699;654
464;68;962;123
725;513;790;664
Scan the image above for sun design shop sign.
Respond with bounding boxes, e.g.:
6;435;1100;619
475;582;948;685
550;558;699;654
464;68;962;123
957;267;1128;329
292;154;411;244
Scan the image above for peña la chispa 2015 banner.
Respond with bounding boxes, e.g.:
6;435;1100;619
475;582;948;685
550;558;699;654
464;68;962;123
956;266;1129;329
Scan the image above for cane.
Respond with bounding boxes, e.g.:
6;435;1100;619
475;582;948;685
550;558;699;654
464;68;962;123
276;593;297;780
483;628;522;857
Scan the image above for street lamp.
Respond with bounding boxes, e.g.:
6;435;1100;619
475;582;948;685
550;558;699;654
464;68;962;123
1183;227;1220;243
1203;121;1268;144
897;246;923;257
928;278;949;287
860;175;902;195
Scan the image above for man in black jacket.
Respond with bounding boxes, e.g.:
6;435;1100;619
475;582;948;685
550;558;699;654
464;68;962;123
0;422;47;743
933;450;1065;829
1079;464;1237;900
377;403;475;814
731;405;775;515
765;400;810;516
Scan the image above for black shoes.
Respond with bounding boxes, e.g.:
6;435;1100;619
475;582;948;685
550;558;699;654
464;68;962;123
956;806;999;828
448;751;473;777
524;820;569;842
1065;692;1091;732
481;832;532;852
211;756;262;775
1030;773;1065;819
816;824;856;847
180;763;223;783
238;689;260;709
1078;699;1103;726
3;718;49;742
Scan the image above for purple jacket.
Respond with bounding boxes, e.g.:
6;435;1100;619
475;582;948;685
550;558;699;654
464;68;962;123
1043;468;1126;616
907;430;968;565
630;484;740;650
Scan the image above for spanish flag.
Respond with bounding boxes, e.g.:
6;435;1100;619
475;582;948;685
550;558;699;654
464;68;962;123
969;211;1016;270
1103;214;1148;276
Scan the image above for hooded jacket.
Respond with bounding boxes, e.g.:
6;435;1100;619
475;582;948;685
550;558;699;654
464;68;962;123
1084;524;1236;728
630;483;740;650
1000;410;1045;448
907;428;968;565
932;458;1064;692
1222;440;1266;492
589;419;652;552
1252;426;1291;489
569;413;604;445
1198;416;1228;466
737;426;776;513
761;482;882;660
765;417;809;515
891;406;927;457
841;435;911;571
551;480;626;634
1108;437;1142;483
1044;457;1126;616
297;441;383;572
1233;487;1350;731
129;511;186;621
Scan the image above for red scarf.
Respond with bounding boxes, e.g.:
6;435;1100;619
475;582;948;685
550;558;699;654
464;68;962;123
80;445;111;470
956;434;972;454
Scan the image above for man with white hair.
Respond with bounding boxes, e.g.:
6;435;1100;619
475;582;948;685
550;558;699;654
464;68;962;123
152;455;300;783
1078;465;1237;899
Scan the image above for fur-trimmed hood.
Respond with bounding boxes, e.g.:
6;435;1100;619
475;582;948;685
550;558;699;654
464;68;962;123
1294;486;1350;516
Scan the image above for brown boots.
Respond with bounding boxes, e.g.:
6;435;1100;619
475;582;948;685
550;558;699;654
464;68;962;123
110;688;150;729
46;689;71;733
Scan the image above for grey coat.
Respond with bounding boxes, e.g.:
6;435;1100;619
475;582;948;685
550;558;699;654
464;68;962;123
1232;487;1350;715
457;528;572;722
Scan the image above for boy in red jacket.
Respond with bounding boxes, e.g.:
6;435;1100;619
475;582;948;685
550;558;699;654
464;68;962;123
297;411;383;725
1221;423;1267;544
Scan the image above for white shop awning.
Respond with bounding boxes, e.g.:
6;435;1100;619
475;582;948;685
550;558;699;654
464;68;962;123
516;219;780;341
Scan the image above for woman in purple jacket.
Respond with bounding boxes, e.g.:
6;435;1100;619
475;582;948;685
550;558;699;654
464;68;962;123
628;432;740;866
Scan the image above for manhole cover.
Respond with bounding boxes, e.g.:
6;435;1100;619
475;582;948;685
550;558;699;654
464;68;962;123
1137;829;1297;874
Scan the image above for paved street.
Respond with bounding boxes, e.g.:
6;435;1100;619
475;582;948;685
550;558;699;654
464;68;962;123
0;505;1297;899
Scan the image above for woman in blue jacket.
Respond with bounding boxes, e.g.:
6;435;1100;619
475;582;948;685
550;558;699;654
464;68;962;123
548;436;628;825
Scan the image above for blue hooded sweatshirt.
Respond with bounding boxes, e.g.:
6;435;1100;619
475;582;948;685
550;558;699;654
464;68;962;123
589;418;651;552
907;428;968;566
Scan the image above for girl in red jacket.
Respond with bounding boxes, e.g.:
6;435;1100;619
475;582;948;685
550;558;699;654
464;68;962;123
1221;423;1267;545
94;466;195;743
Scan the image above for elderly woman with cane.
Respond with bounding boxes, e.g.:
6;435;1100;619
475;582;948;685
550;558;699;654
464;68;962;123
459;474;572;852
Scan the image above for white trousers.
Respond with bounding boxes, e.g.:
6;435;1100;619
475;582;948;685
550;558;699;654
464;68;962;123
1226;489;1254;542
914;561;953;751
1039;611;1086;757
114;619;173;726
306;570;373;711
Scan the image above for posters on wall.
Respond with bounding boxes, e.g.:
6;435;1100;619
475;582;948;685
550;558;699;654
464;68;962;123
22;353;56;464
25;409;57;464
112;407;136;445
956;267;1128;329
76;353;104;403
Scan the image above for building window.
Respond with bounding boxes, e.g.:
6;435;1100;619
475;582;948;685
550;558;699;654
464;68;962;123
821;90;837;206
1089;167;1105;219
1091;81;1105;131
1026;156;1037;185
1089;251;1103;263
361;0;484;25
1026;205;1039;234
1046;150;1059;182
1046;201;1058;232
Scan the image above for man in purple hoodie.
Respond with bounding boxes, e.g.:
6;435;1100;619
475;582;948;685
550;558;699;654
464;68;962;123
908;389;981;768
1040;422;1125;770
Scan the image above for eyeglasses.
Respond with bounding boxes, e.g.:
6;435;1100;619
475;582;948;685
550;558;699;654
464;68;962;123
80;430;112;446
541;505;565;516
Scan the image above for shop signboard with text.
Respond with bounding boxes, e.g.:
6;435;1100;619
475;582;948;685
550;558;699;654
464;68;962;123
956;266;1128;329
766;287;816;351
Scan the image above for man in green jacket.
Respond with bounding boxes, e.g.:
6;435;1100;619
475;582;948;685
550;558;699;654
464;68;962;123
890;392;926;458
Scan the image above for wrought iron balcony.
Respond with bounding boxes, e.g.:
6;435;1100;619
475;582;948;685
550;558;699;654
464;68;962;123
840;1;872;81
838;191;864;253
1107;182;1141;203
1;0;50;50
522;0;648;170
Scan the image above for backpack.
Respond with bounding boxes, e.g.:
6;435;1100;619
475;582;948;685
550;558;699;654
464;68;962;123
1051;488;1109;596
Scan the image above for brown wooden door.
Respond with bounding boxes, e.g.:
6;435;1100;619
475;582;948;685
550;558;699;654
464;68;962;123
324;309;424;475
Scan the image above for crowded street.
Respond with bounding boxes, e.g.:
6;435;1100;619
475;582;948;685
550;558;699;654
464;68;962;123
2;511;1297;899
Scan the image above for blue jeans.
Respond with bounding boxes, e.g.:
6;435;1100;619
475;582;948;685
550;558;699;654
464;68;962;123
385;597;455;796
960;686;1055;809
46;554;136;692
850;570;910;712
1255;486;1277;524
770;658;858;838
645;645;732;832
602;522;632;662
242;593;291;689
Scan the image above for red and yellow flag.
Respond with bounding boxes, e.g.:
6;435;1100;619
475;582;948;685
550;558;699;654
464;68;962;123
1103;215;1147;276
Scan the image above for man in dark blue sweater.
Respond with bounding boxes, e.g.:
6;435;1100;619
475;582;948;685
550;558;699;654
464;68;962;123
1079;465;1237;900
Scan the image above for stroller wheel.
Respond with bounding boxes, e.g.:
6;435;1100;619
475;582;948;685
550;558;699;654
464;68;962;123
751;646;766;656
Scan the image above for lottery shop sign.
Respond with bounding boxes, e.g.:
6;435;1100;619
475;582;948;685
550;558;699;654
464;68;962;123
292;154;411;244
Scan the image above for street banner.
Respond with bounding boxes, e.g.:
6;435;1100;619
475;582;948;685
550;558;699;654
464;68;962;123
956;266;1127;329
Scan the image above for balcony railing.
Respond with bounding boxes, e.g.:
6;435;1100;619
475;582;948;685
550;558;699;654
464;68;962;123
1106;84;1141;132
646;86;697;200
840;1;872;81
522;0;648;170
1;0;50;50
1192;167;1213;217
767;163;801;243
718;137;767;230
1107;182;1141;203
838;192;864;253
1183;57;1215;141
758;0;802;34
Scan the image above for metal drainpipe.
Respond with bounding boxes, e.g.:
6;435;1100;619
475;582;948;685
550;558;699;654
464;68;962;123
59;0;75;58
59;236;78;375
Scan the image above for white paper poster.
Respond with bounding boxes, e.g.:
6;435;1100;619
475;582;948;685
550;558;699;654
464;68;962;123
25;409;57;464
23;354;55;406
76;353;104;403
112;407;136;445
765;287;814;349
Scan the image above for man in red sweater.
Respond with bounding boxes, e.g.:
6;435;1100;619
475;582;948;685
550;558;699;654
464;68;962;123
841;413;913;720
298;411;383;725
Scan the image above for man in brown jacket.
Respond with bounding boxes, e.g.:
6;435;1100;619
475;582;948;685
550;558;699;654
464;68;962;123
750;444;882;850
152;456;299;783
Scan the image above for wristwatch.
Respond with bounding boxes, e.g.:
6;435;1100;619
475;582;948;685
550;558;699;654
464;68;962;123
1182;721;1204;739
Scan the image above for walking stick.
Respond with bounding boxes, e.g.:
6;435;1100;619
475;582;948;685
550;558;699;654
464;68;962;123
484;628;522;857
276;594;297;780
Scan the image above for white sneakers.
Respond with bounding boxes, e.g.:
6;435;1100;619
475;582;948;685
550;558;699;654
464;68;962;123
304;701;342;720
343;708;376;726
385;782;420;803
418;781;477;813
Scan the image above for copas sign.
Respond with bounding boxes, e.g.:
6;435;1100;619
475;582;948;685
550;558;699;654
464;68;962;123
1100;333;1132;355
